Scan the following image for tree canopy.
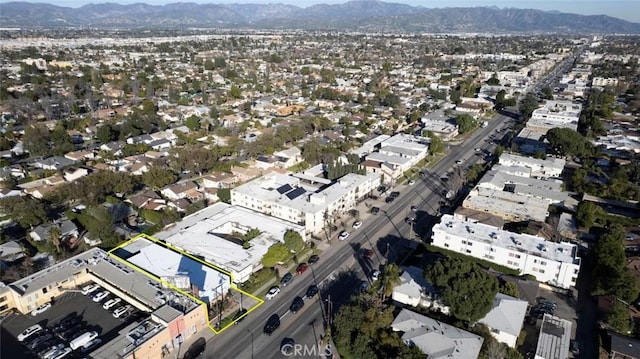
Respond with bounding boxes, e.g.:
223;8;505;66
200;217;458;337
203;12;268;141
455;114;478;135
424;258;498;322
592;226;640;303
545;128;593;158
283;230;305;253
261;243;290;268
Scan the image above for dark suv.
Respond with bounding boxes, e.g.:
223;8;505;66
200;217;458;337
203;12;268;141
264;314;280;335
281;273;294;287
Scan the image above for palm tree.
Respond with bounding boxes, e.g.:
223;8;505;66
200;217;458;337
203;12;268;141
381;263;401;301
48;226;62;253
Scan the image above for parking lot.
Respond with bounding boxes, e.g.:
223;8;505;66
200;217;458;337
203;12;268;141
1;287;143;359
521;286;578;356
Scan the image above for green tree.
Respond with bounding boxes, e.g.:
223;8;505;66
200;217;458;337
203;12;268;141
486;76;500;86
455;114;478;134
592;226;640;303
23;124;50;157
185;115;201;131
50;124;74;155
541;87;554;100
545;128;593;158
381;263;401;300
607;300;632;334
141;166;177;190
0;196;48;228
261;243;290;268
217;188;231;204
575;201;602;229
283;230;305;253
499;281;519;298
229;85;242;99
47;226;62;253
96;124;116;143
423;131;444;154
424;258;498;322
518;93;539;120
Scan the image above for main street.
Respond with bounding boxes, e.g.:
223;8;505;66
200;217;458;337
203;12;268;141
204;112;518;359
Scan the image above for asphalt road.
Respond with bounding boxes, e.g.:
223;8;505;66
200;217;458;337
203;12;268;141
204;113;518;359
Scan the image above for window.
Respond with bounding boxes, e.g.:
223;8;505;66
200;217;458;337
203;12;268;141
539;269;545;274
0;304;8;311
574;269;579;275
465;249;471;254
533;259;538;264
571;277;577;283
540;261;547;266
0;296;6;303
444;243;449;248
467;242;472;246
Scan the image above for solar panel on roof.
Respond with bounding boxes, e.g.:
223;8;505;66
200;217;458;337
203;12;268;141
277;184;293;194
286;187;306;200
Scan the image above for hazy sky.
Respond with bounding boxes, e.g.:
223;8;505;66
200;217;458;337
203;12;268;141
2;0;639;23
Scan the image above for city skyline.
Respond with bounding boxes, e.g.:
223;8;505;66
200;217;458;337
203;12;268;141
1;0;639;23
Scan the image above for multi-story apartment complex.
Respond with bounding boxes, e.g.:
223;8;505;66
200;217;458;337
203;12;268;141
528;100;582;133
431;215;581;289
462;187;550;222
498;153;566;179
153;202;307;283
231;172;381;235
0;248;208;359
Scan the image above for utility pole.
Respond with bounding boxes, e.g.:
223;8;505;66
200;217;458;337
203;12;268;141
325;295;332;326
386;243;391;265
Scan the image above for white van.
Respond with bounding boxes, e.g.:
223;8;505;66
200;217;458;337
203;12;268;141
69;331;98;350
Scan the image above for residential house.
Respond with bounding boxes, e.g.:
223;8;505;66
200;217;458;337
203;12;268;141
161;182;201;201
0;240;25;269
29;219;79;246
391;308;484;359
126;190;166;212
608;331;640;359
31;156;77;171
478;293;528;348
231;165;262;182
63;167;90;182
129;162;150;176
392;266;450;314
64;149;95;162
273;147;302;168
202;172;238;189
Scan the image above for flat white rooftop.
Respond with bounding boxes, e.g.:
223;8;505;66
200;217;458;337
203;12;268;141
232;172;380;214
124;238;231;303
153;202;305;279
531;100;582;119
463;187;550;222
499;153;566;175
535;314;572;359
436;214;579;264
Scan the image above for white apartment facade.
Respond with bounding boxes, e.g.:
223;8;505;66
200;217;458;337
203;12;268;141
231;172;381;235
528;100;582;132
431;215;581;289
498;153;566;179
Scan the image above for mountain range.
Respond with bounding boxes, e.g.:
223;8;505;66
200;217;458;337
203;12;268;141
1;0;639;33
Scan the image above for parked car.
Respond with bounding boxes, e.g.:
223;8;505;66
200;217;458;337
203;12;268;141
263;314;280;336
79;338;103;353
17;324;43;342
385;196;395;203
265;286;281;300
281;273;294;287
338;231;350;240
38;344;64;359
408;180;415;186
371;207;380;215
232;308;248;324
371;270;381;281
306;285;319;299
92;291;109;302
295;263;309;275
31;303;52;316
308;255;320;265
352;221;362;230
390;191;400;198
112;305;131;318
28;333;55;350
81;284;100;296
289;296;305;314
359;280;369;292
49;347;72;359
455;159;463;165
281;338;296;356
410;205;418;212
103;298;122;310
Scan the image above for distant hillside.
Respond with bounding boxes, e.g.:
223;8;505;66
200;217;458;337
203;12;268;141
1;0;639;34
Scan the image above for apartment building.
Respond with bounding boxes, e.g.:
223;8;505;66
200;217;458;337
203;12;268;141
0;248;208;359
431;215;581;289
528;100;582;133
153;202;306;283
364;133;430;184
462;187;550;222
498;153;566;179
231;172;380;235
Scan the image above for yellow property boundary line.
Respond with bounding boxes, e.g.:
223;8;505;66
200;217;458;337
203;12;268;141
107;233;264;334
